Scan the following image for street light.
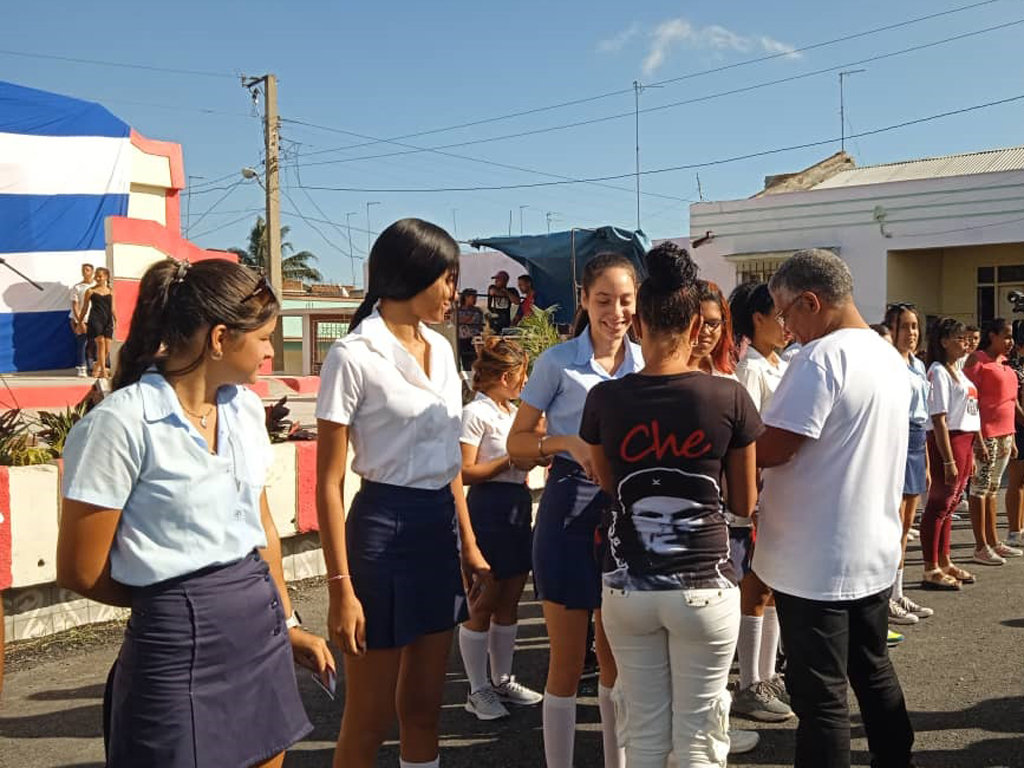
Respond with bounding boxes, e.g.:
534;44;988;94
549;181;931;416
545;211;561;234
365;201;381;255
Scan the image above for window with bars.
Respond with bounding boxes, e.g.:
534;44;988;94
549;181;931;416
734;258;786;286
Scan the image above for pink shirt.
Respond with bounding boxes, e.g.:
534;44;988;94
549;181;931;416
963;350;1019;438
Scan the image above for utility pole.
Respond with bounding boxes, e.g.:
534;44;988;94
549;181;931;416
243;73;283;371
519;205;528;235
451;208;458;239
633;80;660;232
839;69;866;152
345;211;358;286
545;211;560;234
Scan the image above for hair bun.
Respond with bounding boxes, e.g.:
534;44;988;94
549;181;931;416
644;242;698;292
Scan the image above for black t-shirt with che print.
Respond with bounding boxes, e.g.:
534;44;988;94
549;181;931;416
580;372;763;591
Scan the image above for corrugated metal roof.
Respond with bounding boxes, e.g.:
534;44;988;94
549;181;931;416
812;146;1024;189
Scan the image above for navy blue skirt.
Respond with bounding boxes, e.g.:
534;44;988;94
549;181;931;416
904;422;928;496
532;457;609;610
467;481;534;580
347;480;468;649
103;550;311;767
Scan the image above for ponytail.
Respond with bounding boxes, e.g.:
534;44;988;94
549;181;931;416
348;292;379;333
113;257;279;390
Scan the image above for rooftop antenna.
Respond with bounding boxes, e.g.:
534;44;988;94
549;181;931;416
839;69;866;152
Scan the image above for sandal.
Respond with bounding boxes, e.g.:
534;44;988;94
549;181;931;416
921;569;961;591
943;565;976;584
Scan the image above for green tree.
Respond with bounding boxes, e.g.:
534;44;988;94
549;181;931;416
229;216;324;283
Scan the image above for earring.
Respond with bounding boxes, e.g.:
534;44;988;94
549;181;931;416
210;351;223;361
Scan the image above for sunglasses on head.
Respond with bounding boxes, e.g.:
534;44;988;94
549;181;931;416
242;273;278;304
886;302;916;312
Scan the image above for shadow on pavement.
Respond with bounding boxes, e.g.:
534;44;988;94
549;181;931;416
0;703;103;739
26;683;105;702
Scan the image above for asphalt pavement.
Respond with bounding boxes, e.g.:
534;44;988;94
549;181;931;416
1;514;1022;768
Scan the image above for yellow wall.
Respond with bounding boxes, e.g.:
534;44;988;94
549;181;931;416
888;243;1024;324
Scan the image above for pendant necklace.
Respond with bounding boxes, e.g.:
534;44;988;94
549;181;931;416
181;402;215;428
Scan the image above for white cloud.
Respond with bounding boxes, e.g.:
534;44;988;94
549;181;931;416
598;23;641;54
641;17;801;75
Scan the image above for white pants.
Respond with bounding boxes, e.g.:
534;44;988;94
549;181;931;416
601;586;740;768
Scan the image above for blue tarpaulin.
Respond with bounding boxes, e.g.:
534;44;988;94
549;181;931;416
471;227;650;324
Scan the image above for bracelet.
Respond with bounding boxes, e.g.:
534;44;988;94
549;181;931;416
327;573;351;582
944;461;956;466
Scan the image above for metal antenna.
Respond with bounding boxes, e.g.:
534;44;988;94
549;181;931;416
839;69;866;152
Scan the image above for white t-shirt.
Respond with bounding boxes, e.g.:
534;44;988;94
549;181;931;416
753;328;909;601
69;281;94;321
315;308;463;490
460;392;527;484
926;362;980;433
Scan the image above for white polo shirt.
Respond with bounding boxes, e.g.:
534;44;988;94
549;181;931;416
736;347;788;413
316;308;463;490
754;328;909;601
460;392;527;485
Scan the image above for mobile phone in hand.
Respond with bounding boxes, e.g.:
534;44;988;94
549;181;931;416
311;668;337;700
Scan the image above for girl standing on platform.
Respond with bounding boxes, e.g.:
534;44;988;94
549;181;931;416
85;266;116;379
507;252;642;768
57;258;334;767
458;336;544;720
316;218;491;768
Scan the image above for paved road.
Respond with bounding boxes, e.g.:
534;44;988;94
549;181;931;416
2;515;1022;767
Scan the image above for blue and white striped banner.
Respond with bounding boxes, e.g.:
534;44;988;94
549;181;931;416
0;80;131;372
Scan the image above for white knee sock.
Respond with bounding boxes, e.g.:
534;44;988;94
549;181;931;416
597;684;625;768
488;622;518;686
738;614;763;690
543;692;577;768
892;568;905;601
400;759;439;768
758;607;781;683
458;626;490;693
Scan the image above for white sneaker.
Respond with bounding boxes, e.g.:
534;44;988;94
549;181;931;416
972;547;1006;566
907;527;919;541
76;366;88;378
465;686;510;720
888;598;919;625
728;728;760;754
994;541;1023;558
897;595;934;619
493;675;543;706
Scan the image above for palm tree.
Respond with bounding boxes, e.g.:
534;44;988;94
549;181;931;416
229;217;324;283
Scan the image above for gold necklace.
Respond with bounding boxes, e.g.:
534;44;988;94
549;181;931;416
180;402;215;428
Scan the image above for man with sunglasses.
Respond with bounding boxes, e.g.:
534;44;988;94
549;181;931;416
753;249;916;768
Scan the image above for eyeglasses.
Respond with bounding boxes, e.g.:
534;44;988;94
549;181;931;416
700;318;723;333
774;293;803;326
242;273;278;304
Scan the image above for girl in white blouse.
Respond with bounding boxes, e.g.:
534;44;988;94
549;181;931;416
316;219;491;768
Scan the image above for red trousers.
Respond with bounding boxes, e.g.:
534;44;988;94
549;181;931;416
921;430;974;564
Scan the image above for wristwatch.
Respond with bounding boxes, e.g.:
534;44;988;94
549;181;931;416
285;610;302;630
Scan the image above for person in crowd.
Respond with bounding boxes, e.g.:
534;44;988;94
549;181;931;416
963;318;1024;564
964;325;981;360
457;288;485;371
487;270;520;334
580;242;760;767
458;336;544;720
882;303;934;623
690;281;736;377
871;323;893;342
316;219;492;768
507;252;642;768
84;267;116;379
728;282;794;723
1004;320;1024;548
69;262;95;377
755;249;915;768
514;274;538;325
56;258;333;767
922;318;982;590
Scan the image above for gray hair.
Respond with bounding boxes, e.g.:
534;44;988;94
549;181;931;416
768;248;853;304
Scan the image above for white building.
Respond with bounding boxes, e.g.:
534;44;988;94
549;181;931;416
689;146;1024;325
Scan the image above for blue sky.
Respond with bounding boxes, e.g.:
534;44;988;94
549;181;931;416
5;0;1024;285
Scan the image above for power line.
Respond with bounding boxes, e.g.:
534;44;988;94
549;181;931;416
0;47;236;78
186;180;245;234
189;211;262;240
280;117;694;204
292;17;1024;170
294;0;1006;158
293;91;1024;194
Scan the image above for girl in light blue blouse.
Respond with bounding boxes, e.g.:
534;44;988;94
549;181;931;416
884;303;934;622
57;259;334;768
508;252;642;768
